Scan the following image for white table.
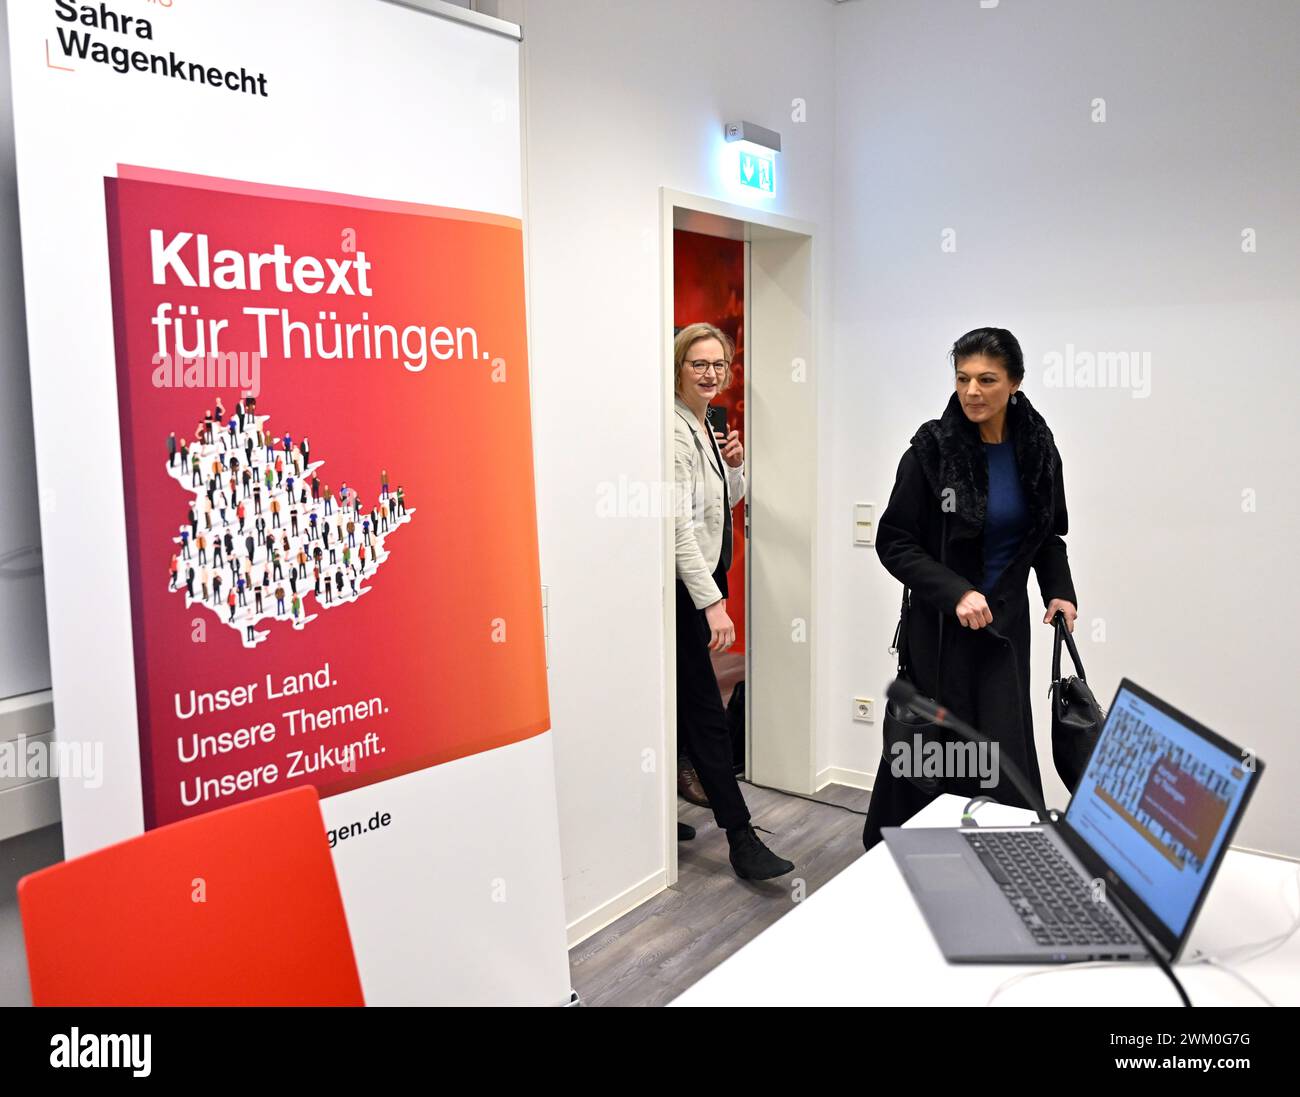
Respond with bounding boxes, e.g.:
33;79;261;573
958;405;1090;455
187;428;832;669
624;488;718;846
672;794;1300;1006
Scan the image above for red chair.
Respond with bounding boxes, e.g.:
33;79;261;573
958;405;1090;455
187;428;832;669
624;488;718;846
18;785;364;1005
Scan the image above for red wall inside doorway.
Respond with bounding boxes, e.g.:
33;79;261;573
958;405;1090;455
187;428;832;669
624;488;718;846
673;229;745;652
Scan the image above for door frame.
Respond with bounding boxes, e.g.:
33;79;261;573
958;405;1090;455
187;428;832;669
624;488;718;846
660;188;818;886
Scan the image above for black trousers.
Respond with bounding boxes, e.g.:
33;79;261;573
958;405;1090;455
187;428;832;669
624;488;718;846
675;571;750;832
861;611;1046;850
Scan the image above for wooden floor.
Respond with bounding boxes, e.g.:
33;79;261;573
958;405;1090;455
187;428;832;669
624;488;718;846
569;781;872;1007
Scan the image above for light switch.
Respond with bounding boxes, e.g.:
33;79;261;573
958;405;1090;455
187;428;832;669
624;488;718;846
853;503;875;546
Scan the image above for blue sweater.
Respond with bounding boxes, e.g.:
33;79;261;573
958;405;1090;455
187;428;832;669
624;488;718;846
981;440;1030;592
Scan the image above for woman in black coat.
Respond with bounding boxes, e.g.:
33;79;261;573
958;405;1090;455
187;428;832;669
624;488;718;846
862;328;1078;849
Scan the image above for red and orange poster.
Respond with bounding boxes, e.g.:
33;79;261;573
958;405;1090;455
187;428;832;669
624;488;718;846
104;167;549;829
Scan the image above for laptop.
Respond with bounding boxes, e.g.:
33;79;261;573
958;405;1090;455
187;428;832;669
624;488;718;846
883;679;1264;963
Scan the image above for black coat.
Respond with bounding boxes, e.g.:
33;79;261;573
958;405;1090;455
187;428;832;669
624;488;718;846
862;392;1077;848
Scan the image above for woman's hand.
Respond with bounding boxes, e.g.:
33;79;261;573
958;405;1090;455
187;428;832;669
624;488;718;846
1044;599;1077;632
717;430;744;468
704;599;735;651
955;589;993;629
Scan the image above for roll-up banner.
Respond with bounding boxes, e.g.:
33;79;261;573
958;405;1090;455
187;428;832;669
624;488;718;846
5;0;570;1005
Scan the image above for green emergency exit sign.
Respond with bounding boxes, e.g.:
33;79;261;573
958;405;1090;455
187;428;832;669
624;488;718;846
738;148;775;194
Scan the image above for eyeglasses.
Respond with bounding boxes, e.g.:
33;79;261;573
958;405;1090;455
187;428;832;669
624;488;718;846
685;359;729;376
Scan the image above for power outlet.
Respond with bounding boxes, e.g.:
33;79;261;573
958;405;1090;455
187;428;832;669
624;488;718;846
853;697;874;723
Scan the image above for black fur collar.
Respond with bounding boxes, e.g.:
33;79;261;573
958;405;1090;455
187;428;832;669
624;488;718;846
910;391;1058;539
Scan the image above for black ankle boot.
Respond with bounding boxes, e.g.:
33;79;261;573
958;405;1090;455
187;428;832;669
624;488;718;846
677;821;696;841
726;826;794;880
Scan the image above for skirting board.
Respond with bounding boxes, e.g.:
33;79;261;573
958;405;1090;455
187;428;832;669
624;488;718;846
566;867;667;948
816;766;874;793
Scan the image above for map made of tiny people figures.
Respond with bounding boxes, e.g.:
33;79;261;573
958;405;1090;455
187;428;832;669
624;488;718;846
166;401;412;648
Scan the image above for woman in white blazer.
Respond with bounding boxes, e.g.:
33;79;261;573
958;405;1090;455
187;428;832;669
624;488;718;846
672;322;794;881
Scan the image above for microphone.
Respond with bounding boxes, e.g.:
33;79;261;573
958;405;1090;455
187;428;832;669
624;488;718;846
885;678;1051;823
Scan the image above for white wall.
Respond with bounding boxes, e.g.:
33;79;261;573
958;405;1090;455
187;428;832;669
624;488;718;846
506;0;838;937
828;0;1300;856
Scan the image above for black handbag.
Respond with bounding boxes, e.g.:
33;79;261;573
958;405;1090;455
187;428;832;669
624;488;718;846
882;587;946;794
1049;612;1104;793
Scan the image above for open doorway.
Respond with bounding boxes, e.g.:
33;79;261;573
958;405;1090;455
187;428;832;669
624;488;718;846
660;189;818;887
672;227;748;798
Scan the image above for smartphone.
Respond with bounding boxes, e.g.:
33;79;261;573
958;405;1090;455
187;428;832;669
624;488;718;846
706;405;728;441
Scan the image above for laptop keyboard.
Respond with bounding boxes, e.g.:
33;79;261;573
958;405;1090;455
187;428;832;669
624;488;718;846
961;830;1143;950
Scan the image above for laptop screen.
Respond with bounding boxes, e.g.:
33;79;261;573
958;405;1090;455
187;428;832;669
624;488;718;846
1063;684;1256;937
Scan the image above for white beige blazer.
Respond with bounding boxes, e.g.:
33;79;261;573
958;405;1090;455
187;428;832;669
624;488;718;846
674;395;746;610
